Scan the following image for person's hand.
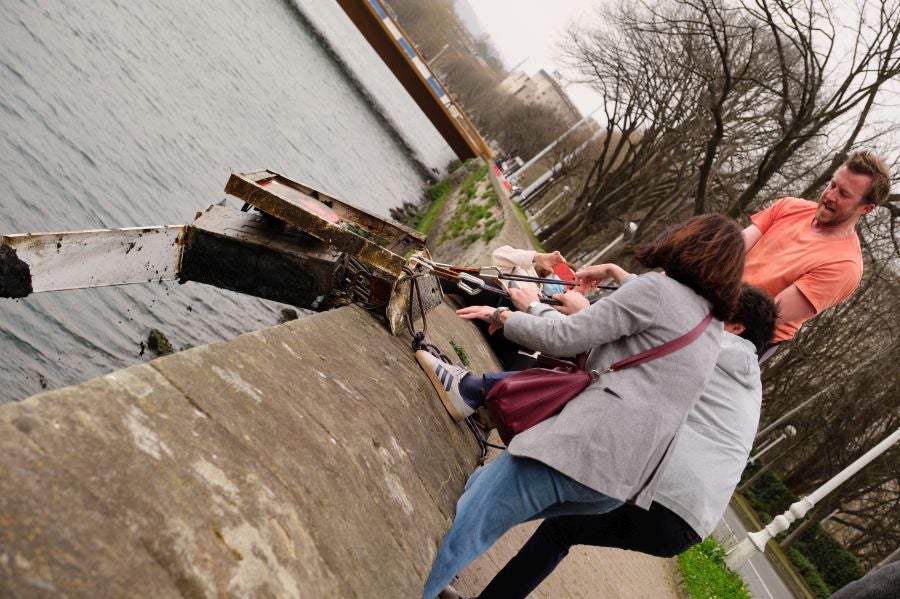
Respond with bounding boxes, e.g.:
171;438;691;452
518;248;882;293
553;290;590;315
508;287;540;312
575;263;629;290
457;305;504;334
533;250;566;275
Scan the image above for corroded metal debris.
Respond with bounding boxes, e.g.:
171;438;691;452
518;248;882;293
0;170;443;334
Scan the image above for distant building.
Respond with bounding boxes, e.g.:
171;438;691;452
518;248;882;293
498;69;582;125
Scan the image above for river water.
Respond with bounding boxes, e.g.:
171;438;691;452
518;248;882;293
0;0;455;403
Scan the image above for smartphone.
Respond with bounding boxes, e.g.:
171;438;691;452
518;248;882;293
553;262;576;283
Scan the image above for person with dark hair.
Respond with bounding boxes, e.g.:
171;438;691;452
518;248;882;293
448;283;778;599
742;149;892;357
416;214;745;598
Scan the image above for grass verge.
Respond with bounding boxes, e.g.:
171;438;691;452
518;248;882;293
510;199;545;252
677;538;750;599
415;180;453;235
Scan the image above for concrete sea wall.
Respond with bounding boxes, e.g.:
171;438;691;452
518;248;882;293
0;304;500;597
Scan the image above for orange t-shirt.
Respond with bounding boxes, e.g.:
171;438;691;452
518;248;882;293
744;197;863;342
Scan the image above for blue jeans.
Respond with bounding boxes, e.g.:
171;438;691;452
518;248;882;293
421;451;623;598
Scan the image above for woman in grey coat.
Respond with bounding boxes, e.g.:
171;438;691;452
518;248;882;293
419;214;746;599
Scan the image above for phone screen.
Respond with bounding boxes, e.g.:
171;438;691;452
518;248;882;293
553;262;576;282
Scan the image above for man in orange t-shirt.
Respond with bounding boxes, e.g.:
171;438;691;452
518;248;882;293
742;150;892;352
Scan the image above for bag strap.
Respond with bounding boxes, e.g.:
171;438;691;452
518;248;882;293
601;313;714;375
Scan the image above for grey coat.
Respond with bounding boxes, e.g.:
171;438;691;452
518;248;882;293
503;272;723;508
653;333;761;537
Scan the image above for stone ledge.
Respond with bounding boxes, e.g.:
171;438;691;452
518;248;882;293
0;304;498;597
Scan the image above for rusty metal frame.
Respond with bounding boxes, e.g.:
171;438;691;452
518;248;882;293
225;170;423;278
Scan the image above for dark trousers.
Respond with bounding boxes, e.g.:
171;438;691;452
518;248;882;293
478;503;701;599
441;278;537;371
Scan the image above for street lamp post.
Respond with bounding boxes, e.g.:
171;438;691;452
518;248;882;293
579;222;638;267
507;107;601;184
726;426;900;569
748;425;797;466
528;185;569;230
755;349;886;441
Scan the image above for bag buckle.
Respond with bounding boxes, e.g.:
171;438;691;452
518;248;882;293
591;367;613;381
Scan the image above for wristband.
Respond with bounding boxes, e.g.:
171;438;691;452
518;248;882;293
526;300;543;314
490;306;511;327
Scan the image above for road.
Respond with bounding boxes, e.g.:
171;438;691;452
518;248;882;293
715;504;799;598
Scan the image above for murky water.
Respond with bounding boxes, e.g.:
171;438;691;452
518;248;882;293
0;0;455;403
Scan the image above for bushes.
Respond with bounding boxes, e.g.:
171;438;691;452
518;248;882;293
787;549;832;598
441;164;502;247
742;468;866;594
793;528;866;592
388;160;482;234
390;160;501;246
424;179;451;204
743;468;796;516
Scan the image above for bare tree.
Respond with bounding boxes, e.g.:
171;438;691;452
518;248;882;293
538;0;900;256
725;0;900;217
537;0;900;567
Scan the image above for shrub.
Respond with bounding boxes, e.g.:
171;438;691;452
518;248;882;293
743;469;866;595
794;528;865;591
788;549;832;598
425;180;452;204
448;339;470;367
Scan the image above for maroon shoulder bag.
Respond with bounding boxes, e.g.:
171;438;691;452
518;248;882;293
485;313;714;444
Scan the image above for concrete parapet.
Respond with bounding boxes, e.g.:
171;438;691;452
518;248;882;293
0;304;498;597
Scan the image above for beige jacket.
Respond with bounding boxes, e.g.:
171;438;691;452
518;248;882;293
491;245;539;293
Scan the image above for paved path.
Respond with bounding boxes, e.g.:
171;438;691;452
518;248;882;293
453;519;682;598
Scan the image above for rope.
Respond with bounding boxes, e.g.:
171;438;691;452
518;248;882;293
401;265;439;355
464;417;506;466
402;262;503;464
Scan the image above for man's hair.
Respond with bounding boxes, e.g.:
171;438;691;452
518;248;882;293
734;284;778;352
634;213;745;321
843;149;892;206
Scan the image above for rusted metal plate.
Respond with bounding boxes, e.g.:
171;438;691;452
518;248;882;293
224;170;423;277
180;205;341;309
1;226;184;297
385;259;444;335
236;169;424;250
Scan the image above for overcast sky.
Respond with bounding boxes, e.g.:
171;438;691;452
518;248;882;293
464;0;603;116
463;0;898;172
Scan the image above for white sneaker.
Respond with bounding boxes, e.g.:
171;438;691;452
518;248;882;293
415;351;475;422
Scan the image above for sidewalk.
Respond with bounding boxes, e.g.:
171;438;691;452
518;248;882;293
456;519;682;598
427;162;683;598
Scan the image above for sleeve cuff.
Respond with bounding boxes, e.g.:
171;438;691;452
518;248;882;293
529;303;556;317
